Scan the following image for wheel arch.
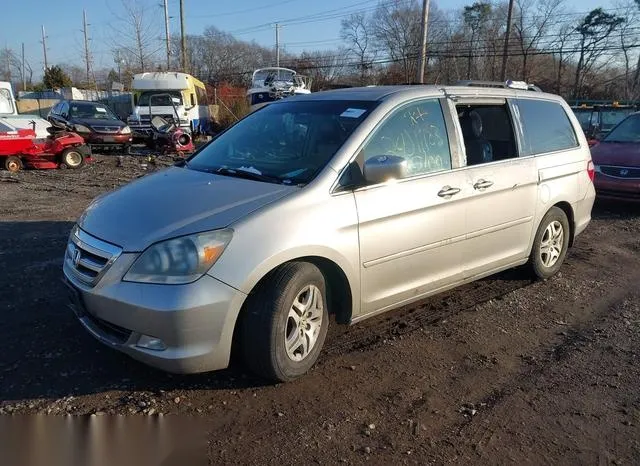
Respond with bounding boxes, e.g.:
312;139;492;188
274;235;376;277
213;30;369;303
229;254;355;365
552;201;575;247
241;255;354;325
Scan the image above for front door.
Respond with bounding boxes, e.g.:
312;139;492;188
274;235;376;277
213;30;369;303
354;98;467;315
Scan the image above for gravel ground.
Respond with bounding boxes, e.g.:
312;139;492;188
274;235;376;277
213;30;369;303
1;154;640;465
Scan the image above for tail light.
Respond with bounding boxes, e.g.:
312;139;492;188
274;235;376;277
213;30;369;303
587;160;595;182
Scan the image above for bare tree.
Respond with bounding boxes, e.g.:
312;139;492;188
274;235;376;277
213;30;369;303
289;49;349;90
0;47;34;90
550;22;575;95
513;0;563;82
370;0;422;83
341;13;375;84
616;1;640;99
573;8;625;98
111;0;163;72
462;2;492;79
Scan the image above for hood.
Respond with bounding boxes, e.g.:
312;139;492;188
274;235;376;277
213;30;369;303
78;167;296;251
591;142;640;167
71;117;127;128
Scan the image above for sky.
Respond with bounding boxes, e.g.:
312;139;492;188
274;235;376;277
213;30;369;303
2;0;616;79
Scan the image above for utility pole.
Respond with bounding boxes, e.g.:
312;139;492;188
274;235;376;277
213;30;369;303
21;43;26;91
163;0;171;70
275;23;281;71
115;50;122;83
416;0;430;83
179;0;187;72
4;45;10;81
41;25;48;71
83;9;91;82
500;0;514;82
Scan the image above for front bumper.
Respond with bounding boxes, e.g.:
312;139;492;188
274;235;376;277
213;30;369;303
84;133;132;146
594;173;640;202
63;249;247;374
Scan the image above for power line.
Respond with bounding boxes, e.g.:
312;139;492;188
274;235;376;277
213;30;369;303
192;0;300;19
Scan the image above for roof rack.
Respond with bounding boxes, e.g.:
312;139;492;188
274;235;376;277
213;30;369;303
455;80;542;92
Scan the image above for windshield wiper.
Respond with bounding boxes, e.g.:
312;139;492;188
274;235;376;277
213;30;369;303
212;167;284;184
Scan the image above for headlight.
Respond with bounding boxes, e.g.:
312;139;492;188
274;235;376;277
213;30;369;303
123;229;233;284
74;124;91;133
120;126;131;134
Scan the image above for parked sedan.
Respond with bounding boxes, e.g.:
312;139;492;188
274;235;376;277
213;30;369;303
48;100;132;152
591;112;640;202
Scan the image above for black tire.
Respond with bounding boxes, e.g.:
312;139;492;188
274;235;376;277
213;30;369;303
4;156;23;173
60;147;84;169
528;207;570;280
241;262;329;382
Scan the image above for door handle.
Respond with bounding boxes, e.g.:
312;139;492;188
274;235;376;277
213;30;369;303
473;179;494;190
437;186;461;198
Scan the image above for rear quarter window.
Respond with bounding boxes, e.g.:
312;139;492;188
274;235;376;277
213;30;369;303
516;99;579;156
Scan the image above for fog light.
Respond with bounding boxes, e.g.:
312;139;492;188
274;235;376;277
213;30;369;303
136;334;167;351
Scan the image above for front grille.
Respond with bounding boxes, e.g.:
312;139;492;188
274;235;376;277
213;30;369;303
600;165;640;179
65;227;122;287
92;126;121;134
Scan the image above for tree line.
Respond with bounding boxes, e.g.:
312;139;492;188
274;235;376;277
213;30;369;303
2;0;639;101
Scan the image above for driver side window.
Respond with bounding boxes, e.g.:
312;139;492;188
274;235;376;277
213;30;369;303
362;99;451;178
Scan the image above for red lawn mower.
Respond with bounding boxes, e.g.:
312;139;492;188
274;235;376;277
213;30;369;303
0;122;91;172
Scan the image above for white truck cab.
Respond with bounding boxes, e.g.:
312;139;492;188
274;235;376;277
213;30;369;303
0;81;53;139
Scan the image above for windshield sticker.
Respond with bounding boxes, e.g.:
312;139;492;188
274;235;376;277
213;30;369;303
96;107;107;113
340;108;367;118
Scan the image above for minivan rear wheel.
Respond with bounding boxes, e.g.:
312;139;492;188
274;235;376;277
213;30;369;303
241;262;329;382
528;207;570;279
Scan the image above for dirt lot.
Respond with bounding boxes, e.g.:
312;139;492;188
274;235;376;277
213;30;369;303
1;155;640;465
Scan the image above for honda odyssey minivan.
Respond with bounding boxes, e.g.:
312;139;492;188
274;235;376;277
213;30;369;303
63;83;595;382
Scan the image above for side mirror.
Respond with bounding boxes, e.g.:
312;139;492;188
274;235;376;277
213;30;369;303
363;155;407;185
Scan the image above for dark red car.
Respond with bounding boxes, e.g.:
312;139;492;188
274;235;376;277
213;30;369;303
48;100;132;152
591;112;640;202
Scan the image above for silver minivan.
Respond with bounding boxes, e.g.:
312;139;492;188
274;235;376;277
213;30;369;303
63;83;595;382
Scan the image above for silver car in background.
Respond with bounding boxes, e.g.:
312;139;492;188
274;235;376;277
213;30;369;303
63;84;595;382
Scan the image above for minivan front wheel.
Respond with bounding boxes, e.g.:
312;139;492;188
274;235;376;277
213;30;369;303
528;207;570;279
241;262;329;382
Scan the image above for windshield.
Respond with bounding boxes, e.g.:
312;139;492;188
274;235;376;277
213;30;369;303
573;110;592;130
600;109;634;131
254;70;295;83
187;100;377;184
0;88;15;114
138;91;183;107
603;114;640;143
69;102;119;120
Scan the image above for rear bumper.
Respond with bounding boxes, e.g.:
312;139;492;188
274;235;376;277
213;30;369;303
63;258;247;374
573;182;596;238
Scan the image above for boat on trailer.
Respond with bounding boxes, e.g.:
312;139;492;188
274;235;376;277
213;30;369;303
246;67;312;111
